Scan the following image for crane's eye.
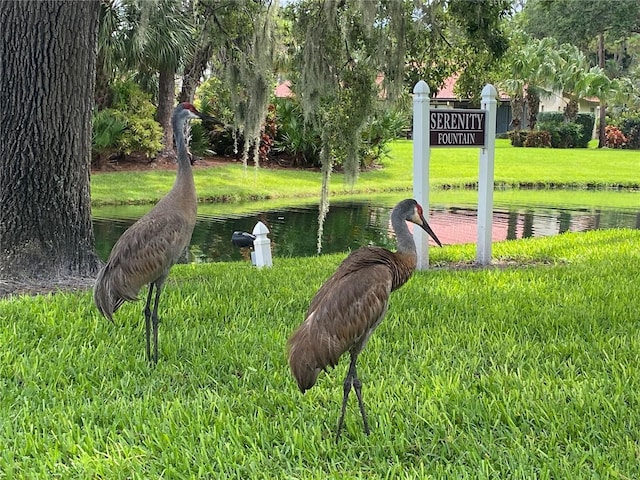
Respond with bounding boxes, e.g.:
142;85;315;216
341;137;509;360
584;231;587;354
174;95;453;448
416;204;423;216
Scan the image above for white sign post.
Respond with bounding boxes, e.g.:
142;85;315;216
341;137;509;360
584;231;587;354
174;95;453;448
412;82;497;269
477;85;497;265
412;80;431;270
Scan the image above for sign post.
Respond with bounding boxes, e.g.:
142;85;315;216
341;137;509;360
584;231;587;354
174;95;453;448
412;81;431;270
476;85;497;265
412;82;497;269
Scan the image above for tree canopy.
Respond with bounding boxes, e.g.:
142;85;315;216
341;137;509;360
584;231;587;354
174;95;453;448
523;0;640;55
522;0;640;145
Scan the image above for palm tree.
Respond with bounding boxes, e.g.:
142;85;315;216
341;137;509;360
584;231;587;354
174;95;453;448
96;0;126;108
120;0;196;157
498;37;558;138
501;36;626;147
551;43;627;146
548;43;590;122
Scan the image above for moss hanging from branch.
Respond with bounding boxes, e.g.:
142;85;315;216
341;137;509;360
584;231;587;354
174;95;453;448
283;0;510;245
211;0;278;170
288;0;407;229
316;130;332;254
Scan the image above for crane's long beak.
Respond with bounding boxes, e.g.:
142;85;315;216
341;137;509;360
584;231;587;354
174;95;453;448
418;214;443;247
197;113;224;126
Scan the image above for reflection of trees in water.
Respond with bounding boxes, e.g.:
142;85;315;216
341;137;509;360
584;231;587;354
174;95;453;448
522;211;534;238
93;220;131;261
507;211;519;240
558;211;572;234
93;203;640;263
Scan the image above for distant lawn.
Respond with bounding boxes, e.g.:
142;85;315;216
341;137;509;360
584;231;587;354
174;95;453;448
390;139;640;189
90;139;640;206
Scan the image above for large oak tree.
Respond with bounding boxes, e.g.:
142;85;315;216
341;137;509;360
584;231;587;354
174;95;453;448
0;1;101;283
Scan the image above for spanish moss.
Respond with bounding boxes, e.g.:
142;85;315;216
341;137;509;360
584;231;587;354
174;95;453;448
217;0;278;170
316;130;331;254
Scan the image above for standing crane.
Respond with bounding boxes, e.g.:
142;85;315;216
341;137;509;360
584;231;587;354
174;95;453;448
93;103;211;364
287;198;442;440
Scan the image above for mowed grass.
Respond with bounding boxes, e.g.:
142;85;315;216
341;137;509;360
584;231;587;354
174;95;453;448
90;139;640;206
2;229;640;478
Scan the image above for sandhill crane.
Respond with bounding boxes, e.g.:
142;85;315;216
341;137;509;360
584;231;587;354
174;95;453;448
287;198;442;440
93;102;210;364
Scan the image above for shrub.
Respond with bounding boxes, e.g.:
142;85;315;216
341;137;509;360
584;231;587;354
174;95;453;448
193;77;277;163
258;104;278;162
92;109;126;152
272;98;322;168
114;113;163;157
573;114;595;147
188;122;216;157
194;77;237;157
604;126;627;148
537;112;565;124
618;115;640;149
508;130;528;147
271;98;408;170
536;112;593;148
625;125;640;149
360;108;409;167
91;80;163;168
523;130;552;148
536;118;583;149
195;77;235;123
91;109;127;169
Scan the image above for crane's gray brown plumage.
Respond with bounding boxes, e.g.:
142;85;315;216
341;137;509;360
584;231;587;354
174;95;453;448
287;198;442;440
93;102;210;364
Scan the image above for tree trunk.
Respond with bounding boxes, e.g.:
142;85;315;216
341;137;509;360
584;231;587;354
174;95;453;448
178;40;214;103
598;32;606;148
157;67;176;158
0;1;101;281
510;91;524;146
525;89;540;131
563;98;579;122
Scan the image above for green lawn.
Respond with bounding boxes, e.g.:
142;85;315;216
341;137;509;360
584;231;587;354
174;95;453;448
1;230;640;478
2;140;640;478
90;139;640;206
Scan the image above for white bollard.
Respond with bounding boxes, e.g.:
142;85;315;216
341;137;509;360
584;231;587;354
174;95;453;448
252;221;272;268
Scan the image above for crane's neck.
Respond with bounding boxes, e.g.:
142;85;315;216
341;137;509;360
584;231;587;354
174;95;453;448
391;210;417;255
172;113;193;180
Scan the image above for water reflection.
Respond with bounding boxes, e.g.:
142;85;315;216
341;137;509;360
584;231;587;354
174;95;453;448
92;200;640;264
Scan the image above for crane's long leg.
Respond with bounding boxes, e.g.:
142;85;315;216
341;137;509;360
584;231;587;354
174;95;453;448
336;352;370;442
150;284;162;365
353;372;370;436
143;284;155;363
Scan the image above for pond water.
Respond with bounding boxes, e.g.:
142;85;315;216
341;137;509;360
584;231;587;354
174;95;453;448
92;195;640;264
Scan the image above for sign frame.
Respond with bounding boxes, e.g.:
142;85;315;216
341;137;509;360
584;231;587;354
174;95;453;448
412;82;497;269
